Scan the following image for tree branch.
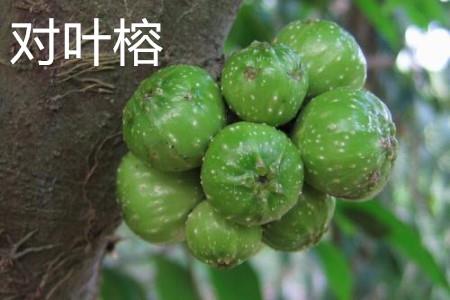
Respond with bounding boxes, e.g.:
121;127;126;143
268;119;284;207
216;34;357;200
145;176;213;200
0;0;242;298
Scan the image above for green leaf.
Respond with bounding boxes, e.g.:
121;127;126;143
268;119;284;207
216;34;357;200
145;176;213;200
100;267;146;300
315;241;353;300
338;200;450;290
208;262;263;300
333;211;358;236
385;0;449;28
355;0;449;50
224;0;275;54
353;0;402;50
154;255;200;300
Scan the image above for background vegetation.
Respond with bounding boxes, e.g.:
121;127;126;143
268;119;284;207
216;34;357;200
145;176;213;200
100;0;450;299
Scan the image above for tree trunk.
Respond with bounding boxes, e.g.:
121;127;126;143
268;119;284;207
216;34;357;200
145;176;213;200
0;1;241;299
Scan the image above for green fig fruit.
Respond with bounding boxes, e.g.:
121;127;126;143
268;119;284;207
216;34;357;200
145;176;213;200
275;19;366;96
201;122;304;226
221;41;308;126
123;65;226;172
116;153;202;243
185;202;262;268
292;88;398;200
263;185;335;251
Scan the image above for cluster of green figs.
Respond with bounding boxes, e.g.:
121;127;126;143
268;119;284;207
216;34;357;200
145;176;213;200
117;19;398;268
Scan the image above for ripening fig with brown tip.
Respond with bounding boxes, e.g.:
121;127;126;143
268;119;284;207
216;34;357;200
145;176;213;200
292;88;398;201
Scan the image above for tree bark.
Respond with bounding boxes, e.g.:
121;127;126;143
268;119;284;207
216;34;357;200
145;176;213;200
0;1;241;299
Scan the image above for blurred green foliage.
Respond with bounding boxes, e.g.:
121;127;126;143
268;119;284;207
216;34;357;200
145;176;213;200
338;201;449;289
353;0;402;49
209;262;263;300
101;0;450;299
100;268;147;300
315;241;353;300
153;255;201;300
225;1;275;53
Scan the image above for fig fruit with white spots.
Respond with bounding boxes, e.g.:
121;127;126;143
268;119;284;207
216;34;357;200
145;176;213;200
185;201;262;268
263;185;335;251
221;41;308;127
123;65;226;172
116;18;399;263
116;153;202;243
201;122;304;226
275;19;366;96
292;88;397;200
